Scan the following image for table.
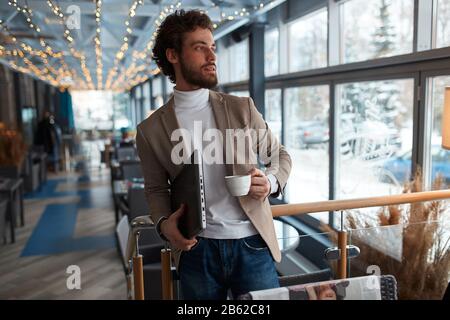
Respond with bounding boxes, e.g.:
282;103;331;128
0;178;24;243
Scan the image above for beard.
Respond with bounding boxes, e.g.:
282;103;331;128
179;59;218;89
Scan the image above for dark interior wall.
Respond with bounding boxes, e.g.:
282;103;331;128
0;63;58;131
0;64;18;129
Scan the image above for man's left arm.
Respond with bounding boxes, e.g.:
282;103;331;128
248;97;292;198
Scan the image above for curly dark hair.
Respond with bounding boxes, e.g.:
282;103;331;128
152;10;213;83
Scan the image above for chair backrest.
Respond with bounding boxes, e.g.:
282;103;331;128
127;187;149;223
278;269;332;287
116;214;130;267
117;147;137;161
238;275;397;300
120;160;143;181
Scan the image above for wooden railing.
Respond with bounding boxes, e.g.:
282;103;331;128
128;189;450;300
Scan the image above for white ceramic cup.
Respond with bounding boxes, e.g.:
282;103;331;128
224;174;251;196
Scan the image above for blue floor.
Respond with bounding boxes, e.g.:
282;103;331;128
21;177;116;257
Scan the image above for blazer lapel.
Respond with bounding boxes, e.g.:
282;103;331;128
160;97;186;177
209;90;233;176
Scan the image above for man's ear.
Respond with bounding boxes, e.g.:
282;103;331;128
166;48;178;64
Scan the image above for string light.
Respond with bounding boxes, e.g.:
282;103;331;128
4;0;279;91
119;1;277;91
46;0;93;89
7;0;75;87
104;0;145;89
95;0;103;89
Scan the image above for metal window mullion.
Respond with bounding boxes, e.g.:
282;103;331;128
328;0;340;66
416;0;434;51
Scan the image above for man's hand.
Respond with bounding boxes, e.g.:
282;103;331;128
160;204;198;251
248;168;271;200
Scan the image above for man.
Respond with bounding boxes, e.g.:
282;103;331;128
136;10;291;300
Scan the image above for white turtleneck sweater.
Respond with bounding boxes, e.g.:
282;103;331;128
173;88;273;239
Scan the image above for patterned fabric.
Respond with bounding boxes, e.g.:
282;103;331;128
237;275;398;300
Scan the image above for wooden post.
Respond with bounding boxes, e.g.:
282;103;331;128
133;255;144;300
337;231;347;279
161;248;173;300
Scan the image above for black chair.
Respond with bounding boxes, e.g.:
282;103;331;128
120;160;143;181
127;187;149;223
0;198;7;244
116;147;137;161
278;269;332;287
116;214;172;300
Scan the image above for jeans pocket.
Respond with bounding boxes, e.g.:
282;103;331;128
242;235;268;252
188;237;202;252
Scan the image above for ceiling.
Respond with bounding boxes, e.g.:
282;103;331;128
0;0;284;91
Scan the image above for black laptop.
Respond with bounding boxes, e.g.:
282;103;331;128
170;150;206;239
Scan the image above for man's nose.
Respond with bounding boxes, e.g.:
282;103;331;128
206;48;216;62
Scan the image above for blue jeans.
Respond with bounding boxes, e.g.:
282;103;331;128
178;234;280;300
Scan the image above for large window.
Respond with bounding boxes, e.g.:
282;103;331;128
425;75;450;188
265;89;282;142
165;77;175;97
142;81;151;119
435;0;450;48
72;90;114;130
284;85;330;223
340;0;414;63
152;77;163;109
337;79;414;221
265;28;280;77
288;8;328;72
229;40;249;82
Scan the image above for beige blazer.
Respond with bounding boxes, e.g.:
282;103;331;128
136;90;292;269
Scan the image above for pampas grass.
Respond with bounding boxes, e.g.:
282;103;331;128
322;169;450;300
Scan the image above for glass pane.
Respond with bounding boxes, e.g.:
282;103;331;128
72;90;114;131
275;225;334;278
288;8;328;72
436;0;450;48
165;76;175;96
112;92;130;130
152;77;162;96
265;28;279;77
265;89;282;142
217;44;229;84
426;75;450;189
284;85;330;223
341;0;414;63
229;40;249;82
347;219;450;300
337;79;414;220
142;82;151;118
152;77;163;109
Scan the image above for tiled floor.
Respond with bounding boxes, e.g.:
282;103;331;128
0;168;126;299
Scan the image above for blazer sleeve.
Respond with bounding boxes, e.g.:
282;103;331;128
248;97;292;196
136;124;172;223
